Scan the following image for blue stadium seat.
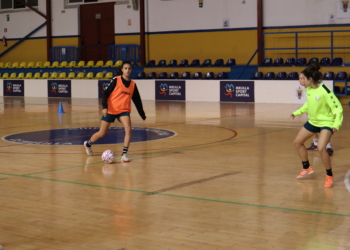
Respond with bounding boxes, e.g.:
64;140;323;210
204;72;214;79
170;72;179;79
225;58;236;66
334;86;341;94
192;72;202;79
276;72;287;80
148;72;157;79
251;72;263;80
285;58;296;66
214;59;224;66
264;72;275;80
341;86;350;95
202;59;212;67
308;57;319;65
179;59;189;67
332;57;343;66
181;72;191;79
262;58;272;66
190;59;200;67
217;72;228;79
167;60;177;67
323;71;335;80
137;72;146;79
296;58;307;66
157;60;167;67
146;60;155;67
273;58;284;66
335;71;347;80
287;72;299;80
320;57;331;66
158;72;168;79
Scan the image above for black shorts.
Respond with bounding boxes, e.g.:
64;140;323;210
101;112;130;123
303;121;333;134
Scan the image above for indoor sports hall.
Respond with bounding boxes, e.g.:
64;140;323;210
0;1;350;249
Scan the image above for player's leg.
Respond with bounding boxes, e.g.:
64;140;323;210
84;120;111;156
326;138;333;156
293;126;316;178
318;129;334;188
119;114;132;162
306;133;318;151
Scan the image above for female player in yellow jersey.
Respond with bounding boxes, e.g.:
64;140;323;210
291;63;343;188
84;61;146;162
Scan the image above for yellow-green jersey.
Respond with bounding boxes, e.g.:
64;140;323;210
293;83;343;130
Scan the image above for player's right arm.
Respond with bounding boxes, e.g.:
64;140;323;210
292;102;308;116
101;77;117;115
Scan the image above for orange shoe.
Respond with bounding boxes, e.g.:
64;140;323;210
324;175;334;188
296;166;314;178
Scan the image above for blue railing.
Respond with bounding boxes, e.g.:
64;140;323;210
50;46;79;62
108;44;141;64
263;30;350;61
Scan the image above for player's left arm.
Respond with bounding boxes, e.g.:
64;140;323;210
132;84;146;120
324;88;343;131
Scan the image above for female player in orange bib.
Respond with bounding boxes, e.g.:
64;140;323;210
291;63;343;188
84;61;146;162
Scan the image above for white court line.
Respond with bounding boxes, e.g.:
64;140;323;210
344;170;350;192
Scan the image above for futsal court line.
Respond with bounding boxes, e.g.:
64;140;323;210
143;172;240;196
0;178;8;181
0;172;348;218
22;128;290;176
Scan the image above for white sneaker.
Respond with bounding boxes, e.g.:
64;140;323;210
121;154;130;162
83;141;93;156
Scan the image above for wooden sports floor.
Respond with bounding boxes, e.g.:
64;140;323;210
0;96;349;250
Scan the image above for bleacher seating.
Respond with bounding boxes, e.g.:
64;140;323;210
296;58;307;66
67;72;76;79
179;59;189;67
168;60;177;67
204;72;214;79
264;72;275;80
137;72;146;79
276;72;287;80
104;72;113;79
17;73;25;79
308;57;319;65
285;58;296;66
181;72;190;79
148;72;156;79
190;59;200;67
262;58;272;66
287;72;298;80
94;72;104;79
335;71;347;80
273;58;284;66
75;72;85;79
24;73;33;79
157;60;167;67
225;58;236;66
214;59;224;67
217;72;228;79
146;60;155;67
192;72;202;79
324;72;335;80
202;59;212;67
320;57;331;66
85;72;94;79
158;72;168;79
251;72;263;80
170;72;179;79
332;57;343;66
58;72;67;79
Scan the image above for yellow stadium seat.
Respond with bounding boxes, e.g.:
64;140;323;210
87;61;95;67
75;72;85;79
10;62;19;68
104;60;113;67
19;62;27;68
49;72;58;79
85;72;94;79
1;73;9;79
17;73;25;79
24;72;33;79
59;61;68;68
35;62;43;68
33;72;41;79
40;72;49;79
4;62;11;68
94;61;104;67
0;62;4;68
67;72;76;79
41;62;51;68
26;62;35;68
75;61;85;68
104;72;114;79
68;61;76;67
115;60;123;67
50;61;59;68
58;72;67;79
9;73;17;79
94;72;104;79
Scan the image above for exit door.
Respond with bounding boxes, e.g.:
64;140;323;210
80;2;115;62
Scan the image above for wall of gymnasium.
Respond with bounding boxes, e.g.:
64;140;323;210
1;0;350;64
263;0;350;62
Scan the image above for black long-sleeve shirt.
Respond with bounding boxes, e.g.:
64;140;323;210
102;76;146;120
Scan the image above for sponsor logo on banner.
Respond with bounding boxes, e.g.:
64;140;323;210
155;81;185;101
98;80;111;98
4;80;24;96
220;81;254;102
48;80;71;98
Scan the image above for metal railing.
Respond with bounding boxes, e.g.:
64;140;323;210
108;44;141;64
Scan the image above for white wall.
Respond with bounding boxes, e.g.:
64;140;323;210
1;0;350;40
